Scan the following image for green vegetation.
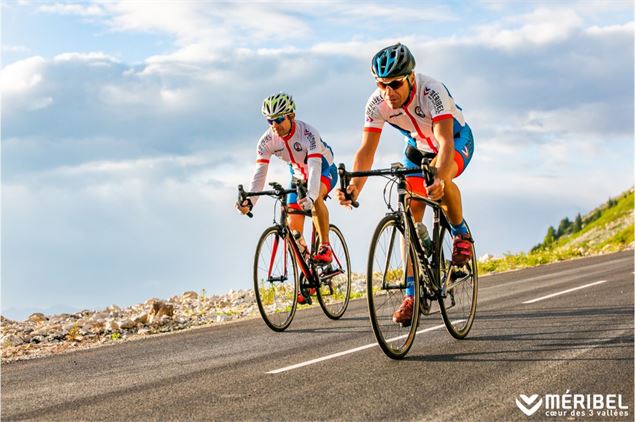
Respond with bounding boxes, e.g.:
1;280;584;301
480;188;634;274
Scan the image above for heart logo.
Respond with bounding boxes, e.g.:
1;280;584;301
516;394;542;416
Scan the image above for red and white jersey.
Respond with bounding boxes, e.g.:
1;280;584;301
363;73;466;154
249;120;334;204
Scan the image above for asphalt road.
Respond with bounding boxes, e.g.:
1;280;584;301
2;251;633;421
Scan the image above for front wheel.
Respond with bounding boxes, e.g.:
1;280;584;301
367;215;420;359
316;225;352;319
254;226;298;332
436;221;478;339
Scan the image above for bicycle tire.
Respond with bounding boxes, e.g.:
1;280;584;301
436;221;478;339
316;224;352;319
253;226;298;332
367;215;420;359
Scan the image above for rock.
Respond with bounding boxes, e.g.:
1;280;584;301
133;313;149;325
182;291;198;300
150;302;174;323
88;321;105;334
106;320;120;332
1;334;24;346
479;253;494;262
144;298;162;306
28;313;47;324
119;319;136;330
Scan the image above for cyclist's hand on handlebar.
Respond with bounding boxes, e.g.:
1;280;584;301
235;199;252;215
427;177;445;201
336;184;359;208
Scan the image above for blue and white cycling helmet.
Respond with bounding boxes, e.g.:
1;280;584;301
261;92;296;119
371;43;416;79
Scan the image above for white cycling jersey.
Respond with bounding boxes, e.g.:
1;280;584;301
364;73;466;154
249;120;334;205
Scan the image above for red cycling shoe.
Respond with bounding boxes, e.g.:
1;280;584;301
312;244;333;265
452;234;473;266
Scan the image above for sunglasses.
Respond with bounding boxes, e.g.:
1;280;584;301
266;115;287;125
376;76;408;90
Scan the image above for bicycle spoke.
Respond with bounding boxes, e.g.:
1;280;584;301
367;215;419;359
437;224;478;339
254;227;298;331
316;225;351;319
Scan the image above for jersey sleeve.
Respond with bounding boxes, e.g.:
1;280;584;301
305;125;324;202
363;91;385;134
425;82;454;123
247;133;272;206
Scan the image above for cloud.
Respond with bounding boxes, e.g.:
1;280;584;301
2;2;632;316
37;3;105;17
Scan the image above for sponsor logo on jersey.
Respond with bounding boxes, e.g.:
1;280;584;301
366;116;374;122
462;146;470;158
423;87;431;96
257;139;270;156
304;129;317;150
427;88;444;114
365;95;383;117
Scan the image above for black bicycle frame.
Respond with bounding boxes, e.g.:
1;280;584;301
238;182;320;286
338;162;448;292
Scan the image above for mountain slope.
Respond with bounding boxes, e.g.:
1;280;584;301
479;188;634;274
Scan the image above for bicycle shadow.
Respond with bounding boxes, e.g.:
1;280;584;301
407;305;634;363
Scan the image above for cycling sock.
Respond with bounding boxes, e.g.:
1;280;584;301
405;276;415;297
450;219;468;237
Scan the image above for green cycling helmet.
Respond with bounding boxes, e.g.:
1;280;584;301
261;92;296;119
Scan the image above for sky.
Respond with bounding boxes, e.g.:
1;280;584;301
1;0;633;320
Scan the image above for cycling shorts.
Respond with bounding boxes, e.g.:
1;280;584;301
402;123;474;196
288;161;338;210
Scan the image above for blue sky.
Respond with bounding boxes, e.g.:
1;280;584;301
2;0;633;320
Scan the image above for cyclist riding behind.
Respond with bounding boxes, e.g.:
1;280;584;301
236;92;338;273
337;43;475;324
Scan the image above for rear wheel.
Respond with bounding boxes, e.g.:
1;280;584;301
316;225;351;319
254;226;298;332
437;221;478;339
367;215;420;359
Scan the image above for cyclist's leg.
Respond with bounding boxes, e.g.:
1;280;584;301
312;163;338;264
287;186;307;251
312;161;337;245
402;138;428;222
433;123;474;231
312;183;330;244
400;139;427;300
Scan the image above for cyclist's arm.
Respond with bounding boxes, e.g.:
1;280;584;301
306;128;325;202
432;117;454;180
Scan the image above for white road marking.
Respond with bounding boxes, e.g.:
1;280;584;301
267;321;464;374
522;280;608;304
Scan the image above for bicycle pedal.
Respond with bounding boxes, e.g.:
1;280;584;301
420;299;431;316
393;318;412;328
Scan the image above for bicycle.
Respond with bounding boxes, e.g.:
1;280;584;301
338;161;478;359
237;181;352;332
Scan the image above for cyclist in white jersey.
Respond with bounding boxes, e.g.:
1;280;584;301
237;93;338;273
337;43;475;325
